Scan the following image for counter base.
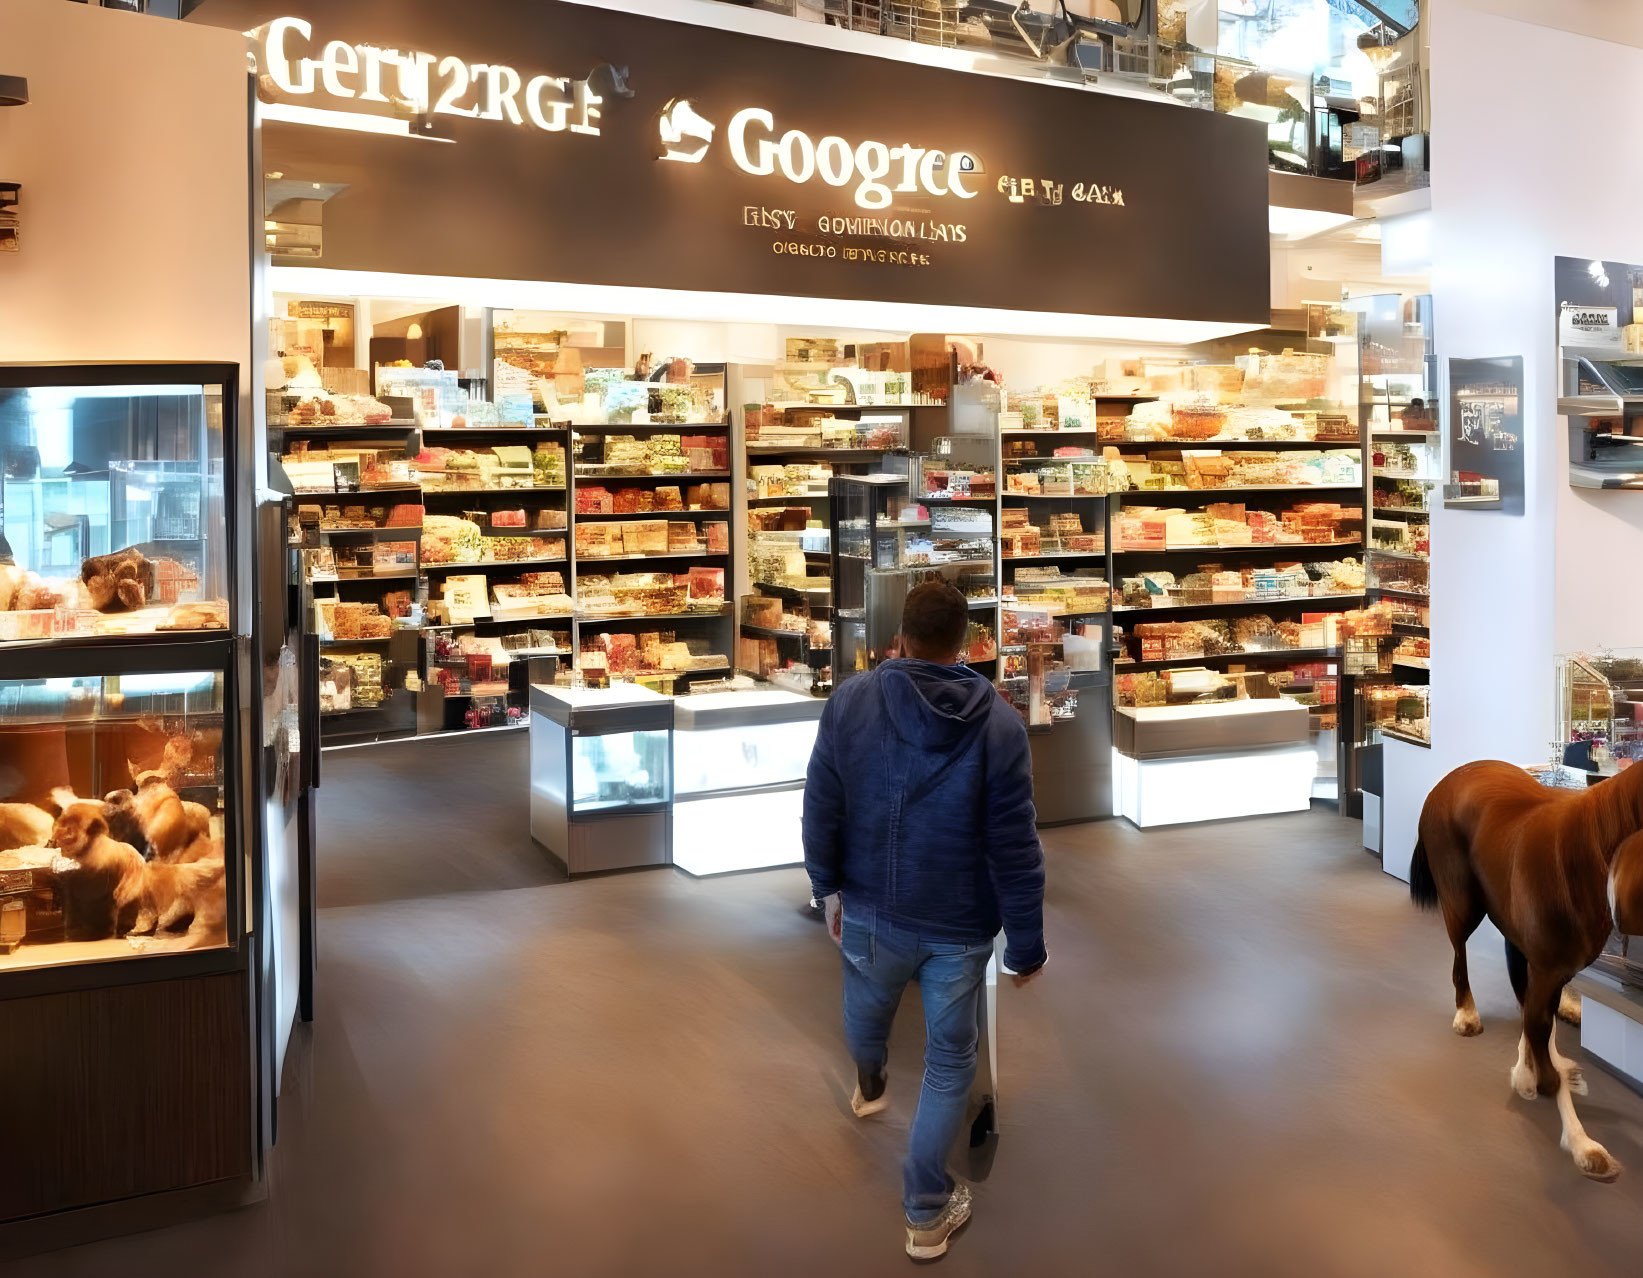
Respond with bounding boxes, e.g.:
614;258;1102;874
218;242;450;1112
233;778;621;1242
673;785;804;877
1113;744;1317;829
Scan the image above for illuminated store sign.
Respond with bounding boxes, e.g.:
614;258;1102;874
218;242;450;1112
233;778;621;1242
200;0;1269;324
254;16;607;134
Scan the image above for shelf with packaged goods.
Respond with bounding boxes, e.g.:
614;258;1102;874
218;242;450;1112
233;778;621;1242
1001;492;1112;503
1002;550;1110;563
1115;484;1364;502
1375;586;1431;602
1112;539;1361;557
320;569;421;584
1113;645;1340;674
314;524;424;538
1023;435;1360;450
420;485;567;498
1372;469;1437;482
739;623;816;641
575;549;730;564
746;447;910;461
295;483;424;498
579;608;733;625
319;635;400;647
1390;620;1430;636
275;421;419;436
570;419;731;434
421;424;569;438
747;492;829;504
573;471;733;483
1372;429;1440;441
1367;547;1429;564
919;493;1000;505
423;615;575;630
574;508;731;521
1113;592;1365;618
421;557;567;573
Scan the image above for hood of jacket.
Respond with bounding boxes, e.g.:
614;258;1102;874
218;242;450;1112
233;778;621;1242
877;658;996;751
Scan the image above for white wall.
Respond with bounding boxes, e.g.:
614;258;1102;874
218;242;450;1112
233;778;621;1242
1;1;249;367
1384;1;1643;878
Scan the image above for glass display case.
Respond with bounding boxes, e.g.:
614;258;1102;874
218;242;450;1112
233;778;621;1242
1;371;229;645
0;364;244;980
829;472;915;684
0;667;228;972
1557;650;1643;775
528;682;673;874
672;690;825;876
1359;682;1430;747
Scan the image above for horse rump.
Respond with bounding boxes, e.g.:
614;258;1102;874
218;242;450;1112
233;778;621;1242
1410;838;1440;910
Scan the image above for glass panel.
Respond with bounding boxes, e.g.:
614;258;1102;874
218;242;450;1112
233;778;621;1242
674;720;818;796
570;728;670;811
0;668;229;973
0;381;228;644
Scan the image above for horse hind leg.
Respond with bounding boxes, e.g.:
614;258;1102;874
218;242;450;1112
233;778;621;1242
1520;966;1620;1181
1444;892;1486;1036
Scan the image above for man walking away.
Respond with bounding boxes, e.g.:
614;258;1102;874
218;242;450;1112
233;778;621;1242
803;580;1047;1261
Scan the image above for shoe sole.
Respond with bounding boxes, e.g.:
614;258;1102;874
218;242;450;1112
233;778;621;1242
905;1200;972;1260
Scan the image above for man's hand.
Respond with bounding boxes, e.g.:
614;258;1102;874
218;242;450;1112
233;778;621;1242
1010;954;1046;988
822;892;843;948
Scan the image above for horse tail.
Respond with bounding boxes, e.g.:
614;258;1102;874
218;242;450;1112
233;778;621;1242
1410;838;1440;910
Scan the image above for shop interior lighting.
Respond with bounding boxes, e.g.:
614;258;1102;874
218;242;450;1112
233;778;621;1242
261;101;454;143
0;75;27;108
268;266;1267;347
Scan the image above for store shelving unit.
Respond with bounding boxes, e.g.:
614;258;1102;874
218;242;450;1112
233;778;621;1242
740;386;922;693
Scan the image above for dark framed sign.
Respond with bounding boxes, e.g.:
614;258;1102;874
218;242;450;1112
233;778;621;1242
1445;355;1524;514
190;0;1271;324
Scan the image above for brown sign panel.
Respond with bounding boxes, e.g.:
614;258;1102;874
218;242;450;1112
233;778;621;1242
193;0;1271;324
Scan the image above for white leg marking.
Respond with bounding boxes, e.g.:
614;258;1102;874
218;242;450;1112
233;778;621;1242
1511;1034;1540;1100
1453;992;1483;1036
1556;1068;1621;1180
1548;1023;1588;1096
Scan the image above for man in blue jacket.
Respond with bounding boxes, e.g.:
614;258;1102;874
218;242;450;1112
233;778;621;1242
804;579;1047;1261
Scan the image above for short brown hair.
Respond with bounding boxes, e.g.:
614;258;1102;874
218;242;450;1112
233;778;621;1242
901;579;969;659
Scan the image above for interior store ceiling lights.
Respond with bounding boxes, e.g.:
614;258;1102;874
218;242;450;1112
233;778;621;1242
1269;205;1360;240
267;267;1267;346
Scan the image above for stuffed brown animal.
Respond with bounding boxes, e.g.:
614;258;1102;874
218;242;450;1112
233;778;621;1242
80;547;154;612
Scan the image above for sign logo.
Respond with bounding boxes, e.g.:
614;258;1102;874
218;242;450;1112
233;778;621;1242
253;16;609;136
657;99;714;163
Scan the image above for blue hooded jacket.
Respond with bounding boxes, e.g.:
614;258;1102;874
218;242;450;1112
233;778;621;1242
803;658;1047;972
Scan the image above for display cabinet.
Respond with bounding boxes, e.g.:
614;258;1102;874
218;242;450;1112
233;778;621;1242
1556;650;1643;775
829;471;916;683
529;682;673;875
0;362;281;1243
672;690;824;876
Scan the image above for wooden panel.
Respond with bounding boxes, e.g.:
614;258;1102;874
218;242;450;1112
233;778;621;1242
0;972;251;1222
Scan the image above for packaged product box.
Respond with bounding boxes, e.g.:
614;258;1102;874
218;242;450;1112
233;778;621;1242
705;522;730;554
654;486;684;512
637;520;671;555
667;522;698;553
576;486;614;515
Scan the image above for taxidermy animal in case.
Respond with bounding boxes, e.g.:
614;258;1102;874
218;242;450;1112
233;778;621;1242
50;802;146;939
0;802;53;852
80;546;154;612
1411;758;1643;1182
52;801;225;947
108;777;216;863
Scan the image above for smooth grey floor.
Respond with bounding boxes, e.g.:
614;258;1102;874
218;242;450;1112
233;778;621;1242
8;730;1643;1277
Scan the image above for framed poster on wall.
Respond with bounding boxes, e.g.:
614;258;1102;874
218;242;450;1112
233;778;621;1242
1445;356;1524;514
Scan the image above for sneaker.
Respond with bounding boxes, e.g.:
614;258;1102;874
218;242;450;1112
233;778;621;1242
905;1184;972;1260
851;1066;889;1118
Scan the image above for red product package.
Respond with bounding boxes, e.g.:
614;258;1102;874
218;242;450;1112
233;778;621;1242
491;509;527;528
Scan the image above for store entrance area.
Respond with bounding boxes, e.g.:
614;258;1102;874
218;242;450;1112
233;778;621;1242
8;736;1643;1277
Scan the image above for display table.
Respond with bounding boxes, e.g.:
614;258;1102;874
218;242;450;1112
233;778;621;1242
1112;700;1316;828
672;690;825;876
529;683;674;875
1573;965;1643;1093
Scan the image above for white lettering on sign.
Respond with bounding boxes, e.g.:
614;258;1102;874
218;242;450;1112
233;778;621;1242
726;107;981;211
252;17;604;136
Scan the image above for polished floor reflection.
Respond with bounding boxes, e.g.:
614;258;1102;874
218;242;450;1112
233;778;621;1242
7;731;1643;1277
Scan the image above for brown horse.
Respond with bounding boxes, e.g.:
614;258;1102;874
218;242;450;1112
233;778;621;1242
1413;758;1643;1182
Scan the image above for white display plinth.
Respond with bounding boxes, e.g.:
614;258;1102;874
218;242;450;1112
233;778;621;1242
672;690;823;876
1113;744;1317;828
1574;970;1643;1091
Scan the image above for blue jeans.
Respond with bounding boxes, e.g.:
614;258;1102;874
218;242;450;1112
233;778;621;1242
839;902;992;1224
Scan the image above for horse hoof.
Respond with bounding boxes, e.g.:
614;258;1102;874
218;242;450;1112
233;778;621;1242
1559;990;1583;1027
1453;1008;1483;1036
1573;1142;1622;1182
1511;1062;1539;1101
